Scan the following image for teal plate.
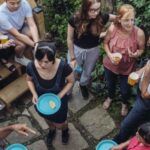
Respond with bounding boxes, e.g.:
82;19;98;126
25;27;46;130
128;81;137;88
6;143;27;150
96;140;117;150
36;93;61;115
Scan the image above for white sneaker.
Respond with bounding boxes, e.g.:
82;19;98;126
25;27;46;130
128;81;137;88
15;56;31;66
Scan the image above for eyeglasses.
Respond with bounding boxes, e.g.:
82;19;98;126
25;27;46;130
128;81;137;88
89;7;100;13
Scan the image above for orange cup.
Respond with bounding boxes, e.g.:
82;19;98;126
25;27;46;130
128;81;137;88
128;72;139;86
112;52;122;64
0;35;8;44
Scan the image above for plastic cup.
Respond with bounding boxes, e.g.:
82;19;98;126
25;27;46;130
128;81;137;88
128;72;139;86
0;35;8;44
112;52;122;64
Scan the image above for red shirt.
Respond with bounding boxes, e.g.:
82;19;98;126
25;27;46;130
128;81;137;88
103;26;138;75
127;136;150;150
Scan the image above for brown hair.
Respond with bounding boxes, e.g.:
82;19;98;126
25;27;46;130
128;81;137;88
115;4;135;28
74;0;104;38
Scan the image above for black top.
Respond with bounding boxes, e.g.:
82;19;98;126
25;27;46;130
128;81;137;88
68;13;109;48
26;61;72;89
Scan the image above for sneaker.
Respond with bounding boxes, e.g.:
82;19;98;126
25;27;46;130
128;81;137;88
62;128;69;144
15;56;31;66
46;129;56;146
79;84;89;99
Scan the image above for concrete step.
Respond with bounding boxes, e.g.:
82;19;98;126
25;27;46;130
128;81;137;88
0;62;24;89
0;74;29;107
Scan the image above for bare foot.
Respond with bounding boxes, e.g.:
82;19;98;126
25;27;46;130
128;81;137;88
121;104;128;116
103;97;112;110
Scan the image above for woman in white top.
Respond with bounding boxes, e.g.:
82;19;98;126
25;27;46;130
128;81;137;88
114;60;150;144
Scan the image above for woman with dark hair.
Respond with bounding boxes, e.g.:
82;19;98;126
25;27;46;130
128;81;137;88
102;4;145;116
111;122;150;150
67;0;115;99
26;41;74;146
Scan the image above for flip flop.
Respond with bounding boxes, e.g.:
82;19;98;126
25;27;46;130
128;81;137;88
1;60;16;72
7;64;16;72
103;97;112;110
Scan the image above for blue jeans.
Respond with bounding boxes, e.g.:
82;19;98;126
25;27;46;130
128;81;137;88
104;67;131;104
114;94;150;144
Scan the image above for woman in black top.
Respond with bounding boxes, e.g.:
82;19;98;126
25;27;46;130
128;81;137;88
26;41;74;146
67;0;115;99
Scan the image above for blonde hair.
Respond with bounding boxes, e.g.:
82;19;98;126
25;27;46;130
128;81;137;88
115;4;135;28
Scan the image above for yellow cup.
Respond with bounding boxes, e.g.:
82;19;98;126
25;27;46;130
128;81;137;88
0;35;8;44
128;72;139;86
112;52;122;64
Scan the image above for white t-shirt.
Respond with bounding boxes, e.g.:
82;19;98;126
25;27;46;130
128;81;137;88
0;0;32;35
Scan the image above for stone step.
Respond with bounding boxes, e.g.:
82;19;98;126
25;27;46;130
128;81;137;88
0;62;23;89
0;74;29;107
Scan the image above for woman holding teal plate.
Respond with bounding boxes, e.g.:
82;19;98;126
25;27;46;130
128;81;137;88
26;41;74;146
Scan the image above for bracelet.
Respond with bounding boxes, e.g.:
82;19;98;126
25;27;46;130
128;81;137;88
70;58;75;61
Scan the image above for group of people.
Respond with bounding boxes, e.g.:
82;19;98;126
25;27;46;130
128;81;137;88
0;0;39;80
0;0;150;149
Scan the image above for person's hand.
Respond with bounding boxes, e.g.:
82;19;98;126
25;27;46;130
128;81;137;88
3;39;15;48
11;124;36;136
111;145;122;150
70;59;76;69
32;93;38;104
108;53;119;65
7;39;16;46
128;48;140;58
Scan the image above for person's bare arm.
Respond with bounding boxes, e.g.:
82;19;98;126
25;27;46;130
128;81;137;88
111;140;130;150
104;23;115;62
140;61;150;99
0;124;36;139
26;74;38;104
109;14;116;22
128;28;145;58
8;27;34;47
58;72;74;99
67;24;76;68
26;17;39;43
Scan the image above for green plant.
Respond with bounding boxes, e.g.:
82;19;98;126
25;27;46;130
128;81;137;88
116;0;150;36
41;0;81;50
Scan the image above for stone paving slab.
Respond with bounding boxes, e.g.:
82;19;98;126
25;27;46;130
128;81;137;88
28;140;48;150
79;105;116;140
6;116;40;144
53;123;89;150
29;105;49;130
69;82;93;113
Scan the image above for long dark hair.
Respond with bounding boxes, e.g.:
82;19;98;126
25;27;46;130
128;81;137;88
74;0;104;38
34;41;56;64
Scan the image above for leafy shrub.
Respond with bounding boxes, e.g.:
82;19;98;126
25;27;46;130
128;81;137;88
41;0;81;50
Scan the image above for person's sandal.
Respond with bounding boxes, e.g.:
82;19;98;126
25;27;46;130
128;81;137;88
1;61;16;72
121;104;128;116
103;97;112;110
6;63;16;72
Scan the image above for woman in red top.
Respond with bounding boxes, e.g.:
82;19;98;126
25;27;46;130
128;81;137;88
102;4;145;116
111;122;150;150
